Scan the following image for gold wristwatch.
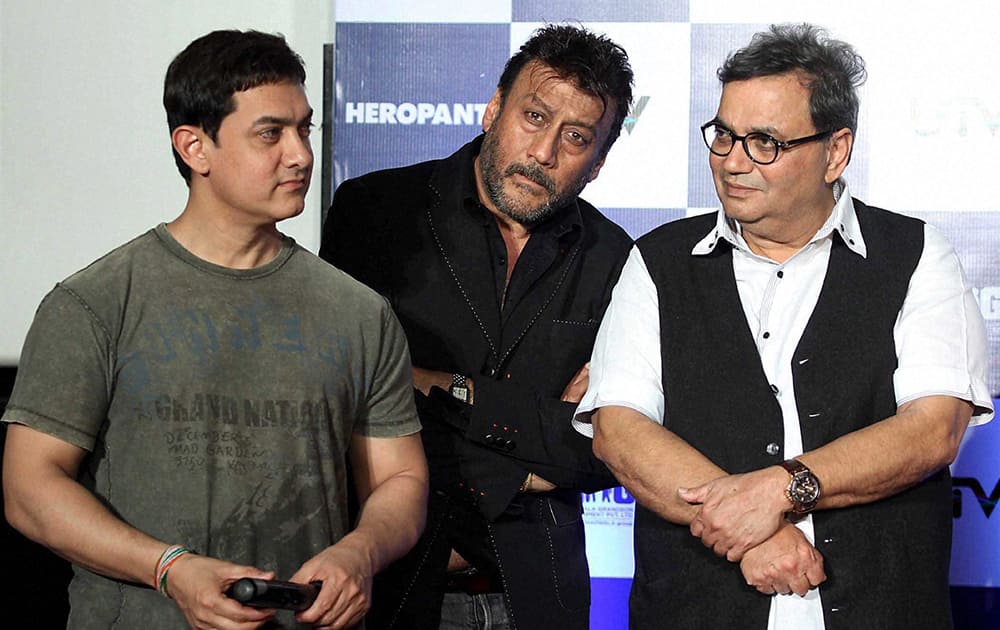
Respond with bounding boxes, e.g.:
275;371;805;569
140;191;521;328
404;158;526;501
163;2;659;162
780;458;821;514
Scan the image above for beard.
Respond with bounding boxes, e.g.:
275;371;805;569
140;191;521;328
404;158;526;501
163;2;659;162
477;129;589;228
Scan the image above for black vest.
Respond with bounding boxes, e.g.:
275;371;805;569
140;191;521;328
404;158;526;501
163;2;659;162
631;200;953;630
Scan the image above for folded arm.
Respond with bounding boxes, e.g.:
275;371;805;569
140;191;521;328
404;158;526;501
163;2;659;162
415;362;607;490
680;395;972;560
590;405;825;591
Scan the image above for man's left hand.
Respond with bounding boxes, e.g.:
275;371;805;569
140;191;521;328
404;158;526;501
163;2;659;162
679;466;790;561
290;539;374;629
739;521;825;596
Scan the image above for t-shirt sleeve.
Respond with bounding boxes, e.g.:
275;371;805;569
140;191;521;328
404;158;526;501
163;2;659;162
354;299;422;438
2;285;113;450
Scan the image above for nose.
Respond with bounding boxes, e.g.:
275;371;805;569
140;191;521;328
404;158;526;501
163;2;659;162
283;130;313;171
720;140;753;174
527;127;559;168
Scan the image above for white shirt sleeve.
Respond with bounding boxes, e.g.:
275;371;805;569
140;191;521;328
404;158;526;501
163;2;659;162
573;246;666;437
893;223;994;424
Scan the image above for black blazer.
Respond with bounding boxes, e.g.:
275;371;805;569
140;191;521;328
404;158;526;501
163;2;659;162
320;137;632;629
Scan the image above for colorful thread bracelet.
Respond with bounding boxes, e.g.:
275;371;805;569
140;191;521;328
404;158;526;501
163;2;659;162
155;544;193;598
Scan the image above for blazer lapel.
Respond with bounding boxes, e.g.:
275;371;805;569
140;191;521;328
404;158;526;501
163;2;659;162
425;160;503;364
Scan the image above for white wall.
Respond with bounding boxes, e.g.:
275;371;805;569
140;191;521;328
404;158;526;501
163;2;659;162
0;1;333;363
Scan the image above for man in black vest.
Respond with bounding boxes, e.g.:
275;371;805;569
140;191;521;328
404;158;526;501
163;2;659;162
321;25;634;630
574;23;993;630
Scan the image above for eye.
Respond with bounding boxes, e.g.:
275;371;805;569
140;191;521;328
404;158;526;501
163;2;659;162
710;125;734;145
258;128;281;142
747;133;779;152
299;123;314;138
525;110;545;125
747;133;778;157
564;130;590;147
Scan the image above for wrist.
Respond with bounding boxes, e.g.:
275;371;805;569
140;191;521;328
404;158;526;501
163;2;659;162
448;374;475;405
779;458;822;514
334;530;379;575
519;472;533;493
154;544;195;598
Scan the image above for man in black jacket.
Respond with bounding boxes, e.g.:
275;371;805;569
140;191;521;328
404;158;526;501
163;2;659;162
320;24;634;630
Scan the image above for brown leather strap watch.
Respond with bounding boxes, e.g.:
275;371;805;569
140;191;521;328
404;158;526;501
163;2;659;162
780;458;822;514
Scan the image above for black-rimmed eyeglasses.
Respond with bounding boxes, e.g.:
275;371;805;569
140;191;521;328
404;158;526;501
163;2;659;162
700;122;833;165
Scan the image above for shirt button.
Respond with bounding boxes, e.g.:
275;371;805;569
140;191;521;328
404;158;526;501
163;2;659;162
777;270;784;278
770;383;779;394
762;331;771;339
766;443;780;456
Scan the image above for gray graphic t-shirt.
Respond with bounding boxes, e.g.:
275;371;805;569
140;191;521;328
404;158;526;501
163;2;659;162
3;225;420;628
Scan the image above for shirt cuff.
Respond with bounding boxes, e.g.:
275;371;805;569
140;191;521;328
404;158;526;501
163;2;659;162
894;366;995;425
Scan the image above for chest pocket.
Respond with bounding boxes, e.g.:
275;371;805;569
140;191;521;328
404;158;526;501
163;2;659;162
546;318;600;384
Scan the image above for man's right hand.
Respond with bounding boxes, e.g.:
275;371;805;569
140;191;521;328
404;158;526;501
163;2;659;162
166;553;277;630
738;521;826;597
560;362;590;403
516;363;592;492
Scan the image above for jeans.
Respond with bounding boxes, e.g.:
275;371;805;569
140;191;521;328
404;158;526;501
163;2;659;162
439;592;511;630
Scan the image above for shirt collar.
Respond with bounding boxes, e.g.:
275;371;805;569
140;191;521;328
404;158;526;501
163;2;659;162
691;179;866;258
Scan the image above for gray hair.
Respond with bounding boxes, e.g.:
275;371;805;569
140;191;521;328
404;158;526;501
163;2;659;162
718;23;867;134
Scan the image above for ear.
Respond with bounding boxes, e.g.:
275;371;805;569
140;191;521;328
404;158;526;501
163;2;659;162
172;125;210;177
824;128;853;184
481;89;502;133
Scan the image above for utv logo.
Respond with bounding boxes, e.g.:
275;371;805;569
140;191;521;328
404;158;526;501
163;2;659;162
911;97;1000;138
344;102;487;125
622;96;650;135
953;477;999;519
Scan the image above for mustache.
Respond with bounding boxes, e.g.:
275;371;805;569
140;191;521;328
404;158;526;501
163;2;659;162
505;162;555;195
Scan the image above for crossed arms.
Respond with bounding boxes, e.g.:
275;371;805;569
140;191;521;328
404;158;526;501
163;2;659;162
590;394;971;595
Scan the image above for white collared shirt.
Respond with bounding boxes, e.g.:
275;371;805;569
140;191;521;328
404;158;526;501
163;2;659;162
574;180;993;630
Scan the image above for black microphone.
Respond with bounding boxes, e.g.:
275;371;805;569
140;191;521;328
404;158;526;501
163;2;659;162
226;578;321;611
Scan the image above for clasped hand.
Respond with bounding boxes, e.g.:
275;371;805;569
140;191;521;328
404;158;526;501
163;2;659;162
679;467;826;596
679;467;790;561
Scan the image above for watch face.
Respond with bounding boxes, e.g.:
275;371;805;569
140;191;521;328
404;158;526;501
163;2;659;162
790;473;821;504
450;385;469;403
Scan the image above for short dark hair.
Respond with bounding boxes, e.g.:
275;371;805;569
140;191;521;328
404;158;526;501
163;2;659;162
718;23;867;136
497;24;633;156
163;30;306;182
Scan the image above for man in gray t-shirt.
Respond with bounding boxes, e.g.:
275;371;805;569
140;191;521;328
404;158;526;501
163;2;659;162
2;30;427;630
